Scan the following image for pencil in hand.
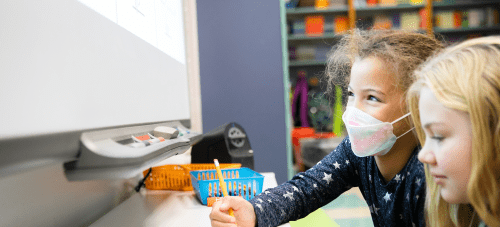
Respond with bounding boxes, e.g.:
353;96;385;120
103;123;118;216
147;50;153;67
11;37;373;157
214;159;235;217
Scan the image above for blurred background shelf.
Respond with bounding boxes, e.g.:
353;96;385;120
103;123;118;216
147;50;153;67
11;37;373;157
281;0;500;179
289;60;328;66
355;3;426;12
434;25;500;34
434;0;500;9
288;33;342;40
287;6;349;15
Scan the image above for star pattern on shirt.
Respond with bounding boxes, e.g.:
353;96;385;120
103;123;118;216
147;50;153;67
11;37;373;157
256;203;263;212
318;161;322;165
299;175;304;178
257;198;263;203
292;186;299;192
280;209;286;217
333;161;341;169
322;173;333;184
384;192;392;203
369;174;372;183
264;191;270;195
267;199;272;203
416;178;422;186
345;160;350;165
369;204;380;215
313;184;317;188
406;193;410;201
394;174;401;183
407;171;411;176
283;191;294;201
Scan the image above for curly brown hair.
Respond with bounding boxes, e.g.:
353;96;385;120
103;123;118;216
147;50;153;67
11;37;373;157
325;29;443;103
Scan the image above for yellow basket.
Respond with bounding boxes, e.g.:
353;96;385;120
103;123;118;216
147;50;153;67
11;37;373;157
143;163;242;191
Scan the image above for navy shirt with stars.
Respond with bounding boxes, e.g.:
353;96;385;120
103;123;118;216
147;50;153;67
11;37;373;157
249;137;425;227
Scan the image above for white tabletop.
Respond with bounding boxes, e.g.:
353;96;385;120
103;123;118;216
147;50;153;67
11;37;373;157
91;172;290;227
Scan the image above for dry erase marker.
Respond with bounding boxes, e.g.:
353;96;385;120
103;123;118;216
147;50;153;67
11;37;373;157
147;133;165;144
131;136;150;146
214;159;235;218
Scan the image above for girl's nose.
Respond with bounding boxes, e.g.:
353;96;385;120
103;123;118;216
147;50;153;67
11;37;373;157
353;99;365;113
418;144;436;165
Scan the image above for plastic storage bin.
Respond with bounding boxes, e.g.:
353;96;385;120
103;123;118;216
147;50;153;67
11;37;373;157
143;163;241;191
190;167;264;205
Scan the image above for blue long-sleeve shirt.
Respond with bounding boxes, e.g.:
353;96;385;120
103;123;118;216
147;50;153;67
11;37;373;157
249;137;425;227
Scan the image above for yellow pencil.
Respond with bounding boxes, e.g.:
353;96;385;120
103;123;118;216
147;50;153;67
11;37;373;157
214;159;235;218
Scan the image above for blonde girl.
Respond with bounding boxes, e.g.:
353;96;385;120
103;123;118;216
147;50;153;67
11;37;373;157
408;36;500;226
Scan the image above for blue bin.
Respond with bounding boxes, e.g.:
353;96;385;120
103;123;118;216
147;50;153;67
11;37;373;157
190;167;264;205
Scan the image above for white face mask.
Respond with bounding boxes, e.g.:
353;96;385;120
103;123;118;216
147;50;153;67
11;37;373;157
342;106;414;157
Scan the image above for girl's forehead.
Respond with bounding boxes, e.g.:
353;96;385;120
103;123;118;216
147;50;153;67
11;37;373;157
419;87;470;128
350;57;398;92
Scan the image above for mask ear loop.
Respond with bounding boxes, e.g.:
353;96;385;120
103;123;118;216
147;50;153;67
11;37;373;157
390;112;412;124
391;112;415;139
396;127;415;139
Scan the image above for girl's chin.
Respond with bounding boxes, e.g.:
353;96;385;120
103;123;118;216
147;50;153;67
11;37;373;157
440;187;469;204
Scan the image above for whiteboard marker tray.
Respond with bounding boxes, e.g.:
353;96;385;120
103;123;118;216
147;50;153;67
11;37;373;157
64;121;202;181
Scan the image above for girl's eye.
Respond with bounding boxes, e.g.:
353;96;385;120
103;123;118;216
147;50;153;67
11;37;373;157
431;136;444;142
348;91;354;97
368;95;380;102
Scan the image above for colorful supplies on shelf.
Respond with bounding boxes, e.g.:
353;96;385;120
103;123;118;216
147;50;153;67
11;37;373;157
379;0;397;6
468;8;486;28
305;15;325;36
190;167;264;205
435;11;454;29
293;72;310;127
291;19;305;35
392;12;401;29
453;10;462;28
373;14;393;30
143;163;241;191
334;15;349;34
401;11;420;30
296;45;316;60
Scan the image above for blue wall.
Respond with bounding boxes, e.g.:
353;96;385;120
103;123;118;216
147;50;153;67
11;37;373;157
197;1;288;183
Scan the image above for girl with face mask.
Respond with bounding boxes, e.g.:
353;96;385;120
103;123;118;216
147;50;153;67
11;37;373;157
209;29;443;227
408;37;500;227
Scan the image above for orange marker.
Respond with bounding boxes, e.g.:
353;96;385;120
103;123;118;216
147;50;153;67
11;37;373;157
214;159;235;218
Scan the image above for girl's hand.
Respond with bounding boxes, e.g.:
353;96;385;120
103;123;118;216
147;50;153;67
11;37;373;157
209;196;257;227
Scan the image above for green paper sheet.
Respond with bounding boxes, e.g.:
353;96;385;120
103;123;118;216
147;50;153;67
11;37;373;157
289;208;339;227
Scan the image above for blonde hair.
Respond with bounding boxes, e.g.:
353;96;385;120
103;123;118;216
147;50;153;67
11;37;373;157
407;36;500;227
326;29;443;106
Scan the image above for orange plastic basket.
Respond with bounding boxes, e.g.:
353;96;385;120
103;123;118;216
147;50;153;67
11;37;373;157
143;163;242;191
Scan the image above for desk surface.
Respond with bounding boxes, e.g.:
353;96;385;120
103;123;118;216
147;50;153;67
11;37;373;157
92;172;290;227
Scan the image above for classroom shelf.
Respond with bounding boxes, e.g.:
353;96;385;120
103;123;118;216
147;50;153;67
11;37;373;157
288;33;342;41
355;3;426;12
281;0;500;179
289;60;327;67
434;25;500;34
286;6;349;15
433;0;500;10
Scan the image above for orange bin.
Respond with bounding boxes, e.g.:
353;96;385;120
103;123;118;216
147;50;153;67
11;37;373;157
143;163;242;191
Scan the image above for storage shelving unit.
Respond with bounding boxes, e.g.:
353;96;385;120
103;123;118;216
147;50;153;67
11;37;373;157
280;0;500;179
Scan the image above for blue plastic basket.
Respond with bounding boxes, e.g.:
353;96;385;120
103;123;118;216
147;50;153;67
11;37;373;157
190;167;264;205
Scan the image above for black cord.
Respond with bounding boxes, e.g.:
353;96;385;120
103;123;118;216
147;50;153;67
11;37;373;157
135;168;152;192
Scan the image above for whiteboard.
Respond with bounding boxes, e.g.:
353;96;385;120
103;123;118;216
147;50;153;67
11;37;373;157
0;0;190;139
